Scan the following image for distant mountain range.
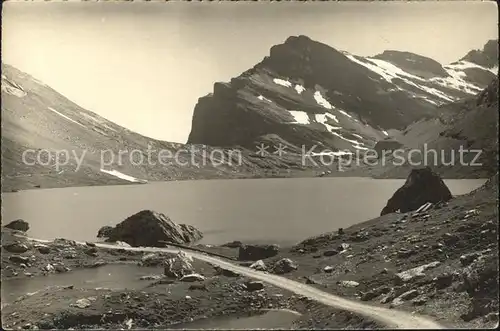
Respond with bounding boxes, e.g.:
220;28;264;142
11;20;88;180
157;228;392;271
1;37;497;191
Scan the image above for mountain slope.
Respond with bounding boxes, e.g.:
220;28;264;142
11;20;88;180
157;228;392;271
187;36;497;156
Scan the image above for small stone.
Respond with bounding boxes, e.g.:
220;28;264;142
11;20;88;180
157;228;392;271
139;275;163;281
433;273;454;289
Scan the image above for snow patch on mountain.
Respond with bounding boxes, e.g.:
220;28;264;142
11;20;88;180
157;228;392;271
273;78;292;88
288;110;310;124
48;107;86;128
294;84;305;94
2;77;27;98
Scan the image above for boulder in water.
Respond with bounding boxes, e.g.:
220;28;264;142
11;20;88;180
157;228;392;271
380;167;452;216
3;219;29;232
97;210;203;247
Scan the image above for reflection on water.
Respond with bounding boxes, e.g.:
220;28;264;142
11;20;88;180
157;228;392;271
1;263;163;304
168;309;301;330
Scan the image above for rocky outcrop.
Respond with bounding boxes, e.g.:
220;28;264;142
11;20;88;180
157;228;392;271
238;244;280;261
97;210;203;247
3;219;29;232
381;167;452;215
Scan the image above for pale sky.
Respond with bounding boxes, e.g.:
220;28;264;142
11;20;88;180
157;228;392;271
2;1;497;143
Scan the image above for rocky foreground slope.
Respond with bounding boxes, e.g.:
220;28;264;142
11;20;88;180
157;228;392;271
2;170;497;329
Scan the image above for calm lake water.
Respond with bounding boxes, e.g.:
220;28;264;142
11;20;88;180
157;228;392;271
1;177;486;246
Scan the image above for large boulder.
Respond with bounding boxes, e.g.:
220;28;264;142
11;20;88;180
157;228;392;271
164;251;194;278
238;244;280;261
97;210;203;247
3;219;29;232
380;167;452;216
